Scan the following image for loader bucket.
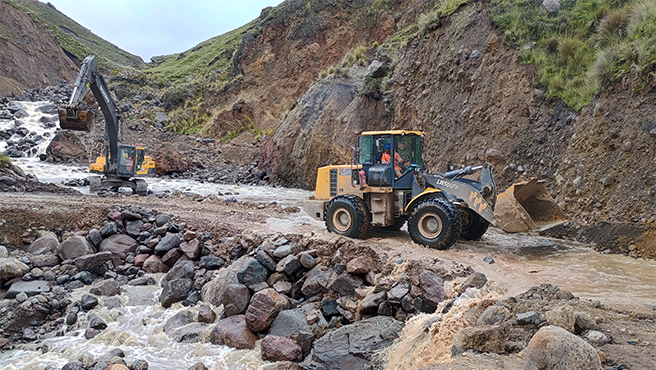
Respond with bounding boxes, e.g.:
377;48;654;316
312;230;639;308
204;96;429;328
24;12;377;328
495;178;568;233
58;108;93;131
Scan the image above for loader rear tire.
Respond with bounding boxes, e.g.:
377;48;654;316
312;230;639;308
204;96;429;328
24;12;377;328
460;208;490;241
408;197;461;250
325;195;371;239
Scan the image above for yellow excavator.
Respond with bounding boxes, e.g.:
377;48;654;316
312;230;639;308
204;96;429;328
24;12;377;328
58;56;155;195
304;130;567;249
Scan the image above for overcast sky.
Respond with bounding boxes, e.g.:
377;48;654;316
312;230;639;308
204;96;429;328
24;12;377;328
42;0;285;62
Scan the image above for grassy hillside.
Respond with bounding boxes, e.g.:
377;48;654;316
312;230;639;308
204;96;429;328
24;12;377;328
145;21;256;85
6;0;143;70
491;0;656;110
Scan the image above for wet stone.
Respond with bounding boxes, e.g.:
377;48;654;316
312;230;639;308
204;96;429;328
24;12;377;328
387;283;411;304
199;256;225;270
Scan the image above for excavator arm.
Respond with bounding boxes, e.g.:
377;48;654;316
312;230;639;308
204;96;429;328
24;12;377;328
59;55;121;175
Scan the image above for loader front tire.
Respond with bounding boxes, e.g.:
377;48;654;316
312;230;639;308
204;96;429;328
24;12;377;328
460;208;490;241
325;195;370;239
408;197;461;250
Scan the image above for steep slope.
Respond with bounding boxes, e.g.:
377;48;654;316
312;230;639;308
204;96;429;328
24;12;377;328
0;0;78;94
5;0;143;70
262;0;656;227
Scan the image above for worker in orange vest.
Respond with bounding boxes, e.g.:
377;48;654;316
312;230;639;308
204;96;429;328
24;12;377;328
381;143;407;178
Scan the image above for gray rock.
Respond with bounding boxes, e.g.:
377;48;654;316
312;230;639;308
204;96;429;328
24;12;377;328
516;311;547;326
525;325;602;370
164;310;195;333
15;291;28;302
273;244;293;259
541;0;561;12
0;245;7;258
90;279;120;297
27;232;59;254
74;251;113;272
169;322;205;343
100;221;118;238
308;316;402;369
276;254;301;276
87;229;103;248
28;253;60;267
255;249;277;272
574;311;598;334
199;255;225;270
365;60;390;79
477;305;511;326
155;213;172;227
585;330;609;346
162;260;194;285
125;220;145;238
387;282;410;303
72;271;94;285
88;313;107;330
58;236;95;261
330;273;363;296
302;264;335;297
269;305;327;338
154;233;182;256
160;278;193;308
360;292;387;315
80;294;99;310
5;280;50;299
236;257;269;286
0;176;17;186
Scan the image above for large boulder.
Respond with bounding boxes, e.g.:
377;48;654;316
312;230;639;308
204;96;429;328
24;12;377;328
46;131;87;163
5;280;49;298
209;315;258;350
245;288;290;332
269;305;327;338
100;234;138;259
27;233;59;254
153;143;188;174
201;256;268;307
58;236;95;260
142;255;169;273
160;278;193;308
525;325;602;370
308;316;403;369
0;258;30;284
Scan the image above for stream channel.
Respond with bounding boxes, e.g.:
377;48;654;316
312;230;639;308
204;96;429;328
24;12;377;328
1;101;655;369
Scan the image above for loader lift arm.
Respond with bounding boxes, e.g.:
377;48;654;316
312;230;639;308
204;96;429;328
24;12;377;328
62;55;121;175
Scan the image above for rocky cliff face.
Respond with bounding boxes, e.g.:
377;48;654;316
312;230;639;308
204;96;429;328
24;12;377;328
202;0;400;136
0;0;78;95
261;1;656;224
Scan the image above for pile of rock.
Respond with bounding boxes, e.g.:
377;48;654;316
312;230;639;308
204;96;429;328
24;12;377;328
0;204;475;369
0;160;80;194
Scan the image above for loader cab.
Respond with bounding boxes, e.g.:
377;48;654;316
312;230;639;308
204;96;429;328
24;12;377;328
357;131;424;189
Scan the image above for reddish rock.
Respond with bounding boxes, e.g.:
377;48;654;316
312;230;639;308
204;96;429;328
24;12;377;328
261;335;303;362
153;143;188;174
198;304;217;323
245;288;290;332
142;255;169;273
46;131;87;163
133;254;149;267
180;239;201;260
209;315;258;350
99;234;138;259
162;248;183;267
183;230;198;241
261;362;301;370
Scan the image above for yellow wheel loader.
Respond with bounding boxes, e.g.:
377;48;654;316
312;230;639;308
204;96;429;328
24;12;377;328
304;130;497;250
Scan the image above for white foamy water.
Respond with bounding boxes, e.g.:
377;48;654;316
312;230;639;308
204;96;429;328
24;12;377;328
0;281;265;370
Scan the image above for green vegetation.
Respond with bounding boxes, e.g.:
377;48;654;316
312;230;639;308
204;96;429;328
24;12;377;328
221;122;274;141
0;154;11;168
491;0;656;110
145;22;255;85
6;0;142;70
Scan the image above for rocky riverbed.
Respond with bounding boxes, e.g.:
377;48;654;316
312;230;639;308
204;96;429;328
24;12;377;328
0;190;655;370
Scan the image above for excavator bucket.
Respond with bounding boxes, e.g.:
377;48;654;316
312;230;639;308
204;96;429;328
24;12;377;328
494;178;568;233
58;108;93;131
